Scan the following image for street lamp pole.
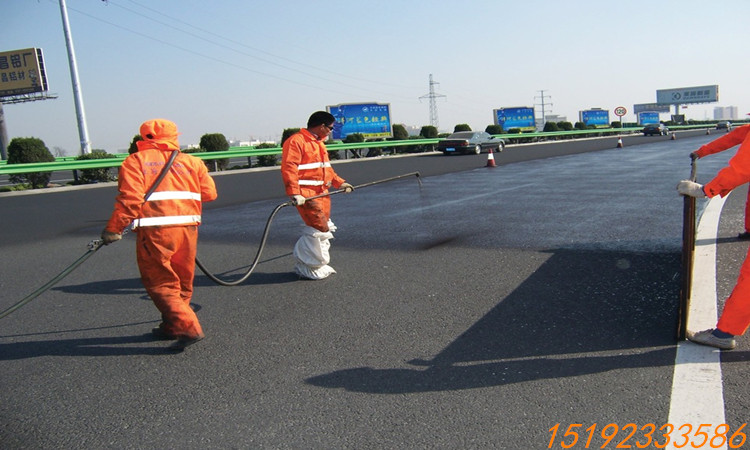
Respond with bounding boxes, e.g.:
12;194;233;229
59;0;91;155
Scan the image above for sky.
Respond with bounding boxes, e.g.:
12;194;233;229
3;0;750;155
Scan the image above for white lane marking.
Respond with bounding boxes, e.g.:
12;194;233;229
667;194;728;450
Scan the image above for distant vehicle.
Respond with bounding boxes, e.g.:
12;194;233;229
437;131;505;155
642;123;669;136
716;121;732;130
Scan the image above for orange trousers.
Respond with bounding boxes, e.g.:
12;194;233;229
136;226;203;339
295;191;331;232
717;243;750;335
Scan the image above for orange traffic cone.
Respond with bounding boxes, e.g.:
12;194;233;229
486;150;497;167
616;138;623;148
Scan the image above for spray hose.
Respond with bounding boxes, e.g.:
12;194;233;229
0;171;421;318
195;171;421;286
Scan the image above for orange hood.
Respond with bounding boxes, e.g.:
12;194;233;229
136;118;180;151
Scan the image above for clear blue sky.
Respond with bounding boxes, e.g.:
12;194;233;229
4;0;750;154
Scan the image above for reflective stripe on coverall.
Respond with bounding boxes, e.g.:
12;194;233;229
701;125;750;335
695;124;750;233
105;120;217;339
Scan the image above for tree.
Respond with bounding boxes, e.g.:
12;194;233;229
75;149;117;184
7;137;55;189
200;133;229;171
343;133;365;158
390;124;411;154
281;128;300;146
485;125;504;135
254;142;278;167
454;123;471;132
128;134;143;154
419;125;438;138
392;124;408;140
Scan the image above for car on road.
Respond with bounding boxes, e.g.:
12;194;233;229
716;121;732;131
437;131;505;155
642;123;669;136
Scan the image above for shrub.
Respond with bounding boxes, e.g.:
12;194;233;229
7;137;55;188
453;123;472;132
128;135;142;154
485;125;504;135
343;133;365;158
419;125;438;138
75;149;117;184
255;142;278;167
392;124;409;141
281;128;300;146
199;133;229;171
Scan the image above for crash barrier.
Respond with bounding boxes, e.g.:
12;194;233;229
0;124;728;175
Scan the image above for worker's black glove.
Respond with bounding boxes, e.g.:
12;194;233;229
340;183;354;193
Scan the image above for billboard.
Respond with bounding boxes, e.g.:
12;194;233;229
493;107;536;131
656;85;718;105
0;48;48;97
633;103;671;114
638;112;660;125
579;109;610;127
326;103;392;140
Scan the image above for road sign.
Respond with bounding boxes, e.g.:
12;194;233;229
614;106;627;117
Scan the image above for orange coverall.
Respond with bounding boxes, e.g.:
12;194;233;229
281;128;346;232
694;125;750;234
701;124;750;335
105;119;217;340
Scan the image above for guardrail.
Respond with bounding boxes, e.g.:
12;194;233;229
0;124;729;175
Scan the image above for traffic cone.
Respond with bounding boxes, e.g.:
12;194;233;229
616;138;623;148
486;150;497;167
671;132;676;140
706;129;711;135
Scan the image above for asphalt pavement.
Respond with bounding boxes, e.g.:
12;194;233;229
1;131;748;449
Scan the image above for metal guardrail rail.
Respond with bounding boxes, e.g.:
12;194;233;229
0;125;728;175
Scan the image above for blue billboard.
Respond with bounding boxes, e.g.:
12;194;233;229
580;109;610;127
326;103;392;140
638;112;660;125
494;107;536;131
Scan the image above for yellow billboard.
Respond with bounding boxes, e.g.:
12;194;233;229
0;48;48;97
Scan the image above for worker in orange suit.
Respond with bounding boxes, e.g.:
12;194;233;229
691;124;750;239
281;111;353;280
101;119;217;352
678;124;750;350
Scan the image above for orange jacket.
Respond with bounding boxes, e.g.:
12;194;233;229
281;128;345;196
105;147;217;233
701;125;750;198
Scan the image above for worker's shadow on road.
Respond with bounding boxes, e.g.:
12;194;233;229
306;248;721;393
53;277;148;297
52;268;299;297
0;333;172;359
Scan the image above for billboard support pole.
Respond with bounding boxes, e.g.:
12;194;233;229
59;0;91;155
0;102;7;160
